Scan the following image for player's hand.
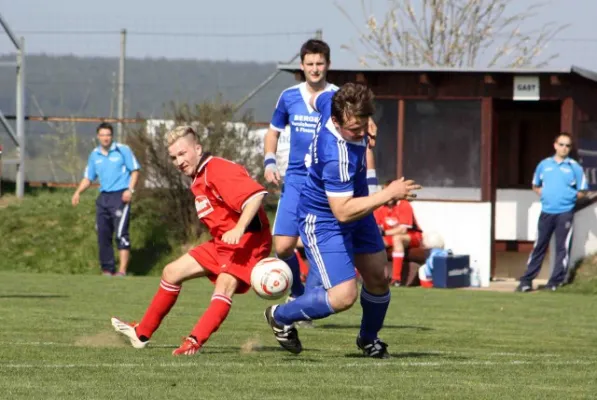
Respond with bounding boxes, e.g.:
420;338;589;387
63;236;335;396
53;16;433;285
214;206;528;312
367;117;378;148
222;226;245;245
122;190;133;204
396;225;408;234
264;165;281;186
386;177;421;201
71;192;80;207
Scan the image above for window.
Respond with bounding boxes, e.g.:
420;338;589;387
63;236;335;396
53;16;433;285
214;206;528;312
403;101;481;193
371;99;398;184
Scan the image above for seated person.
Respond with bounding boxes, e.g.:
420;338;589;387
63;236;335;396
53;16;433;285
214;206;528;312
418;231;450;288
373;180;423;287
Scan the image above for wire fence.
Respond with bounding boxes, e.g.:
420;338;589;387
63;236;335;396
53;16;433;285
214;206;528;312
0;30;314;183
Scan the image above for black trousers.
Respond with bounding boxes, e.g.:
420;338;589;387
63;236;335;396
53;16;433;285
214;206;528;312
96;190;131;273
520;211;574;286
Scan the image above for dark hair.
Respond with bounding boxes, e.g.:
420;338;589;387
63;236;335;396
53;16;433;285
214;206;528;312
554;132;572;143
300;39;331;63
331;83;375;126
96;122;114;135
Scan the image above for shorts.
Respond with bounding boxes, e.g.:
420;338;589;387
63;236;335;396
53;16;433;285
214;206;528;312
272;177;305;237
189;230;272;294
299;213;385;290
382;231;423;248
408;231;423;248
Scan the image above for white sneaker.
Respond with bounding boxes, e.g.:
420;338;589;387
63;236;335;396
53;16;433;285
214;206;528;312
111;317;149;349
285;296;315;329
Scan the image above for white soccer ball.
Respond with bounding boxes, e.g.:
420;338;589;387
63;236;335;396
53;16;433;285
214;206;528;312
250;257;293;300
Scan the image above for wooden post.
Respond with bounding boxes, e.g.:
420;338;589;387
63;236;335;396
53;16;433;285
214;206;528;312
397;100;405;179
481;97;496;279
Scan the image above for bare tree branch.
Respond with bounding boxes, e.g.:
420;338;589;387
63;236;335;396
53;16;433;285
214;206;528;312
337;0;569;68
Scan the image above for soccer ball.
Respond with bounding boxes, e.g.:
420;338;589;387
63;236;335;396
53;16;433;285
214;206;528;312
250;257;293;300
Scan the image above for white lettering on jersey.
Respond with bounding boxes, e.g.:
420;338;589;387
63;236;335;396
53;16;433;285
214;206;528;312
195;195;214;219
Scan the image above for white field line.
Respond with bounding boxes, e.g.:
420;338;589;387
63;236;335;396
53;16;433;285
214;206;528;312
0;342;561;358
0;360;595;369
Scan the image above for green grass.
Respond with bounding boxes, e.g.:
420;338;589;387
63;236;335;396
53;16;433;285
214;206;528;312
0;187;277;276
1;272;596;399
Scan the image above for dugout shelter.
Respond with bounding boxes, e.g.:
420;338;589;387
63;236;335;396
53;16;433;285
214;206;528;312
277;63;597;286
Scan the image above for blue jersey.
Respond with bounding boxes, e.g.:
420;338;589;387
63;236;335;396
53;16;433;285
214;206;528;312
270;82;338;180
84;142;140;193
298;91;368;224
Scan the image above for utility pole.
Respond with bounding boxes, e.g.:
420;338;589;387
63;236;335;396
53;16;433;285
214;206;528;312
0;13;26;198
117;29;126;142
16;37;25;198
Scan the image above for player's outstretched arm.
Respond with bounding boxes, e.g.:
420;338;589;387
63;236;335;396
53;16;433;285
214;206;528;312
328;178;420;223
221;193;267;245
264;128;282;186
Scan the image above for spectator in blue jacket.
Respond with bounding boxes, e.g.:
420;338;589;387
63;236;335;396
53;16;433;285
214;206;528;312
72;123;140;276
516;132;588;292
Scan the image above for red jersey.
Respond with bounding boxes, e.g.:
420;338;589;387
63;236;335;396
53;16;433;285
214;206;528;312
373;200;421;233
191;155;269;239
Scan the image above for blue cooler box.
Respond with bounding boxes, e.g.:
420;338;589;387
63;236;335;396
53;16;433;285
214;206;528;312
431;254;471;288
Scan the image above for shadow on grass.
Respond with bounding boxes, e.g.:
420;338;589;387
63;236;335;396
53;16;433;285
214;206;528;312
344;351;469;360
0;294;68;299
128;235;172;275
319;324;434;332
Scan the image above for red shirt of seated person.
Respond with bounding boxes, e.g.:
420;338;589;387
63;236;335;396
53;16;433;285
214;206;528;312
374;197;423;286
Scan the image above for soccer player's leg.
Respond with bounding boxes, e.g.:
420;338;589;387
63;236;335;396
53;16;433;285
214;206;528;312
266;215;359;354
353;215;392;359
272;181;306;298
173;273;238;356
175;232;270;355
111;246;211;348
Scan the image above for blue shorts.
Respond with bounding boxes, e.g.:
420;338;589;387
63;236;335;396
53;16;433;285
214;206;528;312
272;176;305;237
299;213;385;289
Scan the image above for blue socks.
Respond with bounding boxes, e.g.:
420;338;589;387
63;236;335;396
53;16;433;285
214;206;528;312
273;286;334;325
359;286;391;341
278;252;305;298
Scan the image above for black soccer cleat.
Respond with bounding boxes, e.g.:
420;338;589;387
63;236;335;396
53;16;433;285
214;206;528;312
264;305;303;354
356;336;391;359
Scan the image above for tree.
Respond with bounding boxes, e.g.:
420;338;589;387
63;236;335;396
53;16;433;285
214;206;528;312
336;0;569;68
127;99;264;243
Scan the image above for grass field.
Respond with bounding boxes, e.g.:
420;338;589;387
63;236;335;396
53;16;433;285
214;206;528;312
1;272;596;399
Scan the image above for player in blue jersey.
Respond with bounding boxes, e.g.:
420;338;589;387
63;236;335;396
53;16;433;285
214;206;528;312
263;39;381;311
264;83;420;358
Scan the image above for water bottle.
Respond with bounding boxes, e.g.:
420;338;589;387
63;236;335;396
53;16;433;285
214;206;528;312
470;259;480;287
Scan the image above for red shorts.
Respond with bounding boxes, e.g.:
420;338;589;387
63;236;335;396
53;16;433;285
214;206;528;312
408;231;423;248
188;230;272;294
383;231;423;248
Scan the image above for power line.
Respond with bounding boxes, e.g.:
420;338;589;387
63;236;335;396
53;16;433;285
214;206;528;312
19;30;317;38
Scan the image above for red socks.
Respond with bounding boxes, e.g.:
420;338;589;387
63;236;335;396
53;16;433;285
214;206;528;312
136;279;181;340
391;252;404;282
190;294;232;346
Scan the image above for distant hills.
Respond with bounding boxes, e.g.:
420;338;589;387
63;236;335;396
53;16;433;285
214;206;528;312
0;54;296;122
0;54;297;182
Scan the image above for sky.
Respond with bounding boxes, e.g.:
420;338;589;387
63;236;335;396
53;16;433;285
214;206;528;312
2;0;597;70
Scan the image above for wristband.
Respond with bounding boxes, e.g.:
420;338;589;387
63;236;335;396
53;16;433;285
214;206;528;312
264;152;277;169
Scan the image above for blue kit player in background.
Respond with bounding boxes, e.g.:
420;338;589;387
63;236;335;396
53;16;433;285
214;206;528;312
264;83;420;358
72;123;140;276
263;39;381;315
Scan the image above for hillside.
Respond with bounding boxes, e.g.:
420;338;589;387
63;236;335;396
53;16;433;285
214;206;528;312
0;54;295;121
0;54;296;182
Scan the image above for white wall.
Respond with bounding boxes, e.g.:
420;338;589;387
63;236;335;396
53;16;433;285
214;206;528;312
411;201;492;287
569;201;597;268
417;187;541;241
495;189;541;241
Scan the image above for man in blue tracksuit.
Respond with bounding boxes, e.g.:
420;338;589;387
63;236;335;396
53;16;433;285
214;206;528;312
516;132;588;292
72;123;140;276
